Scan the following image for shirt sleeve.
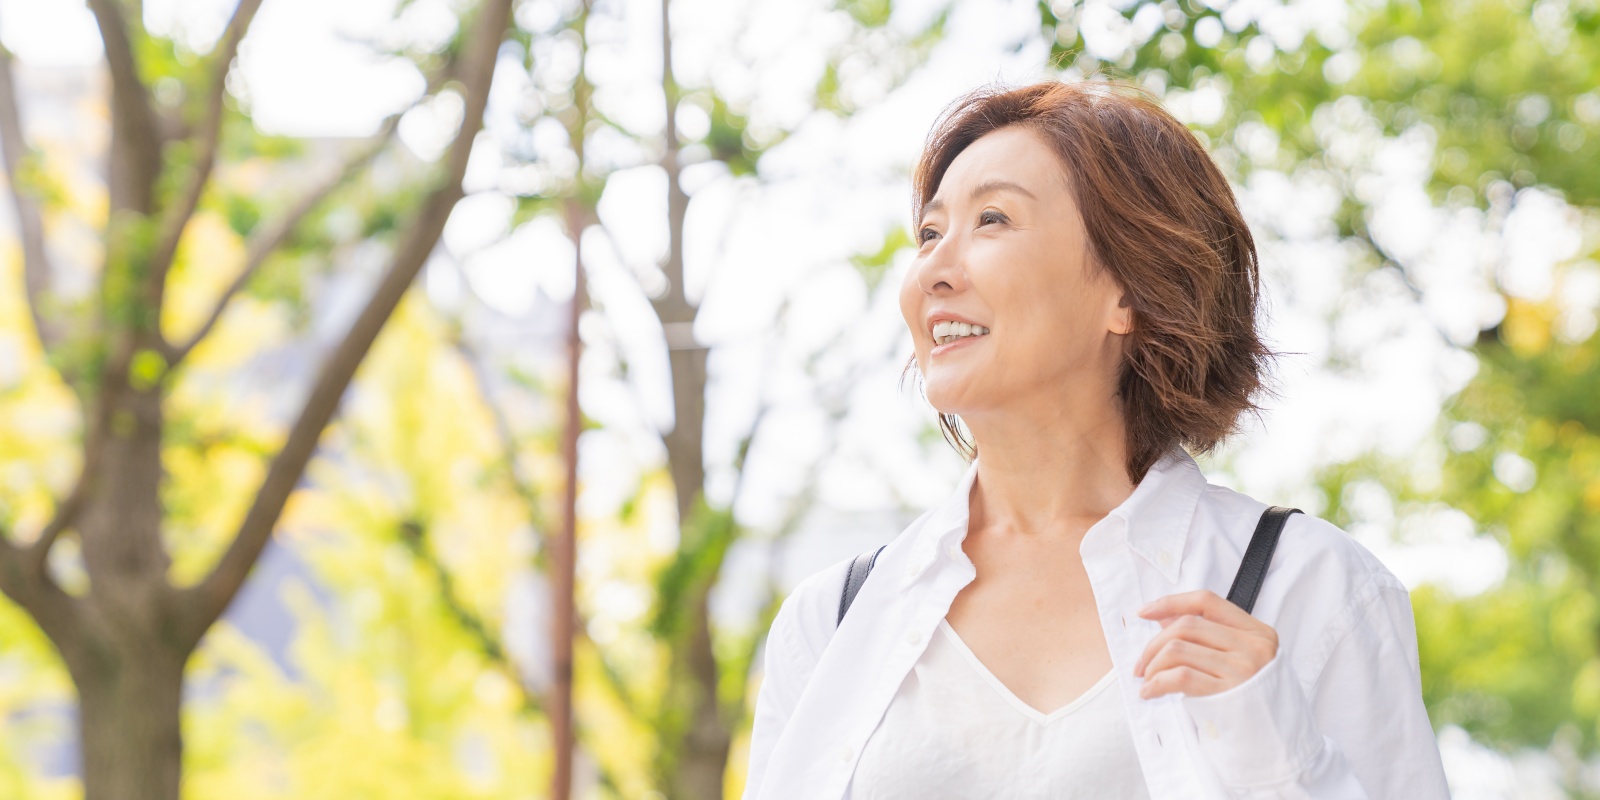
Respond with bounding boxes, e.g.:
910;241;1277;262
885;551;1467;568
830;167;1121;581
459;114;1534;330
1179;583;1451;799
744;594;805;800
742;559;850;800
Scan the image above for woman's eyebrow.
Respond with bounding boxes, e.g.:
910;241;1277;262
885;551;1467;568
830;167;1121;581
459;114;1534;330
923;179;1038;217
970;179;1038;201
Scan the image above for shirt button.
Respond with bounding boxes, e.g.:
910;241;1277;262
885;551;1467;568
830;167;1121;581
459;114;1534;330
905;629;923;646
1203;720;1221;740
1158;550;1175;567
839;745;853;763
946;543;962;560
904;561;920;579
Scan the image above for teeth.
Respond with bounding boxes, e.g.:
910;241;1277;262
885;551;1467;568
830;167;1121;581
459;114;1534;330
931;321;990;345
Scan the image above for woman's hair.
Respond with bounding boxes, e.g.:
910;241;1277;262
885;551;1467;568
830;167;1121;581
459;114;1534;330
910;80;1273;484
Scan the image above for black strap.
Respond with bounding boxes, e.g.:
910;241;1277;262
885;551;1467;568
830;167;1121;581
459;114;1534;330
836;545;887;626
834;506;1298;625
1226;506;1302;615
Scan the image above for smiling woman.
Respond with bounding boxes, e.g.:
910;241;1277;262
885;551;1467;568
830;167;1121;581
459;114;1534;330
905;83;1270;481
743;81;1450;800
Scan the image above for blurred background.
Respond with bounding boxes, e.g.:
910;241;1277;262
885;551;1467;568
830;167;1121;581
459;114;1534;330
0;0;1595;797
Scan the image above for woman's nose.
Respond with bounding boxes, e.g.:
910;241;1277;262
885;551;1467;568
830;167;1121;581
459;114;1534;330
913;234;965;295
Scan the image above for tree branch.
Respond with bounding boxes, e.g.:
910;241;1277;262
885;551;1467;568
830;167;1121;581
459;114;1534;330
398;519;544;714
652;0;693;328
178;0;514;645
0;422;99;576
451;331;551;534
0;522;83;647
25;464;94;573
399;519;632;794
85;0;163;216
169;112;404;366
0;44;60;352
147;0;265;317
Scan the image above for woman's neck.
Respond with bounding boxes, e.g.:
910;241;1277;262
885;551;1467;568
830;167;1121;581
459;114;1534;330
962;394;1136;543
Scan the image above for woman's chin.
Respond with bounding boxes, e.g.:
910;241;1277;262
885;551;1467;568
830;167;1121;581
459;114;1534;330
923;386;986;418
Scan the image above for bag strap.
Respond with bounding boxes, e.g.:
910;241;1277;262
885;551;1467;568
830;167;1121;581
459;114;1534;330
834;505;1299;625
1225;506;1302;615
836;545;887;626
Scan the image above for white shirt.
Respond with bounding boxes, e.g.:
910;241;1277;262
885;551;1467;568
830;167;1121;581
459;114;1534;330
851;619;1150;799
744;449;1450;800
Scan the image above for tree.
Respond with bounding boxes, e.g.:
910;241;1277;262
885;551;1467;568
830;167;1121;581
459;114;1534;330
465;0;949;795
0;0;514;796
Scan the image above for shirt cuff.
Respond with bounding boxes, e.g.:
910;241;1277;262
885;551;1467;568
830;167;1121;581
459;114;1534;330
1180;652;1323;788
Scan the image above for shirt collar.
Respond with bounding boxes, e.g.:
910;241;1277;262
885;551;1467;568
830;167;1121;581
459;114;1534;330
904;447;1205;587
1105;447;1205;583
901;460;981;587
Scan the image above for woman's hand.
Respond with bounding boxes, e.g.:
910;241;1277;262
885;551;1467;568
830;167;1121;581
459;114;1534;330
1131;590;1278;699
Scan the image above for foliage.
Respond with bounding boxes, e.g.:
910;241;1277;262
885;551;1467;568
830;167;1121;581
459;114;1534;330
178;299;554;797
1319;312;1600;759
1315;0;1600;770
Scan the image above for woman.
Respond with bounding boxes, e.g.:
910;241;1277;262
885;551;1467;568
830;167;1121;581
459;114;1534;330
742;81;1449;799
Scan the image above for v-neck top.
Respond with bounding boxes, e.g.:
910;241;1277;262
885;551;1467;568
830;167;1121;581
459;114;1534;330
849;619;1150;799
745;449;1450;800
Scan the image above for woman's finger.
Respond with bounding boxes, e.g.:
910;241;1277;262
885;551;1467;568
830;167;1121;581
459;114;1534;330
1137;637;1241;688
1139;665;1227;699
1132;590;1281;699
1133;614;1243;677
1138;589;1262;633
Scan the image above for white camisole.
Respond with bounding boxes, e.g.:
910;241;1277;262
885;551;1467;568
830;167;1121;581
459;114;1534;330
850;619;1151;799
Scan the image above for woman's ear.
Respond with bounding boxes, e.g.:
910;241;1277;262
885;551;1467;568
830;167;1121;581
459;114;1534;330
1109;293;1134;336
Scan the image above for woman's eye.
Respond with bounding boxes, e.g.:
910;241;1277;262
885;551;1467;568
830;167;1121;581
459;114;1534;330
980;210;1007;225
919;227;941;244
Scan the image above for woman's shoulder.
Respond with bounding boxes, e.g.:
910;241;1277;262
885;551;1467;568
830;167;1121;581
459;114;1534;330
1194;481;1405;597
769;509;935;663
1193;481;1414;676
771;554;852;651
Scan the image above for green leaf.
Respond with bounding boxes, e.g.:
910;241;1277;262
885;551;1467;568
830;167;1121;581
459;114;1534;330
128;348;168;392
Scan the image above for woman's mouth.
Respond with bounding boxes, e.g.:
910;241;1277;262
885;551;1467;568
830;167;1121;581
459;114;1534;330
931;320;990;346
930;322;989;356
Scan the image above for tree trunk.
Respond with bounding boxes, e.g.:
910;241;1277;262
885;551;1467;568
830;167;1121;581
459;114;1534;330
662;347;708;521
79;386;170;601
67;631;187;800
550;200;589;800
673;589;730;800
60;378;191;800
655;1;733;796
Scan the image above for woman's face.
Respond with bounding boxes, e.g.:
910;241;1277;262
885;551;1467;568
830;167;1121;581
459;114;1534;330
899;125;1132;422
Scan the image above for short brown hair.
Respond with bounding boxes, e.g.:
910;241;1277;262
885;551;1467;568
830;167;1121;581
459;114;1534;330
911;80;1273;483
